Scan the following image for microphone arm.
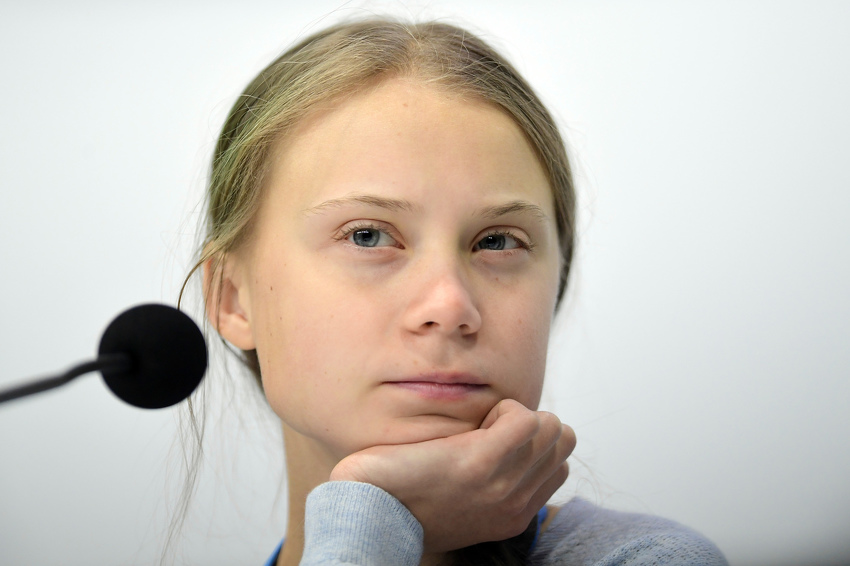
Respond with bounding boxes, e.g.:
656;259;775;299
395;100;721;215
0;353;132;405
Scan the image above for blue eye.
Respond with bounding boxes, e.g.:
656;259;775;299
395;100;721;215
478;234;507;251
475;233;525;251
343;225;399;248
352;228;380;247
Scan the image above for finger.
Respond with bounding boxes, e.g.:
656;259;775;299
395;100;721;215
481;401;540;452
506;410;562;469
496;461;570;541
523;461;570;518
479;398;525;429
531;412;566;455
521;421;574;472
512;421;575;499
477;410;567;478
554;423;577;460
539;423;576;476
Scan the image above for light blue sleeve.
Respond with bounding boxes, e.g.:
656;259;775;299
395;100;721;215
531;498;729;566
300;481;424;566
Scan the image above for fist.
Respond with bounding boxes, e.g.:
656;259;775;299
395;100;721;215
331;399;576;552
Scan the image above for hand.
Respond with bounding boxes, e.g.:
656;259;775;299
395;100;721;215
329;399;576;552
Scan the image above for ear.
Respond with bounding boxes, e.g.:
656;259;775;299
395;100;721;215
203;252;256;350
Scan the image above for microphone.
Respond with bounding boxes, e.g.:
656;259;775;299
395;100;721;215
0;304;208;409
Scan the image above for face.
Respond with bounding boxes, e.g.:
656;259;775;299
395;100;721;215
219;79;561;462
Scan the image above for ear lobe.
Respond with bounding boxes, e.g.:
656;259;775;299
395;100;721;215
203;254;256;350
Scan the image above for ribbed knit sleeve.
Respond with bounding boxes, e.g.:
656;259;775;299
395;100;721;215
531;498;729;566
300;481;424;566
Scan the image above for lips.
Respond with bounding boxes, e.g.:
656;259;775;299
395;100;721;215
384;373;487;400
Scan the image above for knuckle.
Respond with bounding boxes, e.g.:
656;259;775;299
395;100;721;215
528;413;562;454
562;423;577;448
518;410;541;435
557;425;577;456
536;412;564;440
486;476;515;502
537;410;560;429
459;452;496;483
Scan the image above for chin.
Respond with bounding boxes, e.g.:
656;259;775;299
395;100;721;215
375;414;481;446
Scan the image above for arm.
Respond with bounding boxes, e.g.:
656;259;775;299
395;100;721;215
532;498;729;566
300;482;423;566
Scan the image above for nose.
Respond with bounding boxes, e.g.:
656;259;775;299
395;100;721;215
402;257;482;338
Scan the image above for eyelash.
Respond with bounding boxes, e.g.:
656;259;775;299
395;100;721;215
476;230;534;253
336;222;402;248
335;222;534;253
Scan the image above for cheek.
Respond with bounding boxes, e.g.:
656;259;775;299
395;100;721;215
249;266;383;424
518;265;560;402
510;317;550;408
486;289;554;410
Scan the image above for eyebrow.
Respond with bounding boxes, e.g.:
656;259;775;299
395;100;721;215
302;194;548;221
302;194;421;216
480;200;548;221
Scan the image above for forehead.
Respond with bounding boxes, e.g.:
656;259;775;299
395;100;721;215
261;78;552;216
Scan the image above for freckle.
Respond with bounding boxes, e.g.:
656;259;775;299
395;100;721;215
270;285;273;291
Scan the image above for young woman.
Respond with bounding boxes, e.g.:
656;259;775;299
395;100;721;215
186;18;728;566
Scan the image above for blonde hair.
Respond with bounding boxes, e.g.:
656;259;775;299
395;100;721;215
177;18;576;565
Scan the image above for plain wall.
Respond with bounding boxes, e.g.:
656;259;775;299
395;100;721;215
1;1;848;565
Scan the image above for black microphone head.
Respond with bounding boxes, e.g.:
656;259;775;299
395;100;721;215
98;304;207;409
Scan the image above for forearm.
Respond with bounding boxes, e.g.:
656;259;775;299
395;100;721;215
301;481;424;566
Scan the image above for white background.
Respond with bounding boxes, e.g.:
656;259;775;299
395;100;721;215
1;1;848;565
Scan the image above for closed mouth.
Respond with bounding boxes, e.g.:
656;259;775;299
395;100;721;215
384;378;487;400
387;372;486;386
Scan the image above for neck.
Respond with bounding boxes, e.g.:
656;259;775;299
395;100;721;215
275;423;450;566
276;423;337;566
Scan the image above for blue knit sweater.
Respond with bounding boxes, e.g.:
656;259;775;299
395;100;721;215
267;481;728;565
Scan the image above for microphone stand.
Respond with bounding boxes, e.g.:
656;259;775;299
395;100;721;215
0;353;132;405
